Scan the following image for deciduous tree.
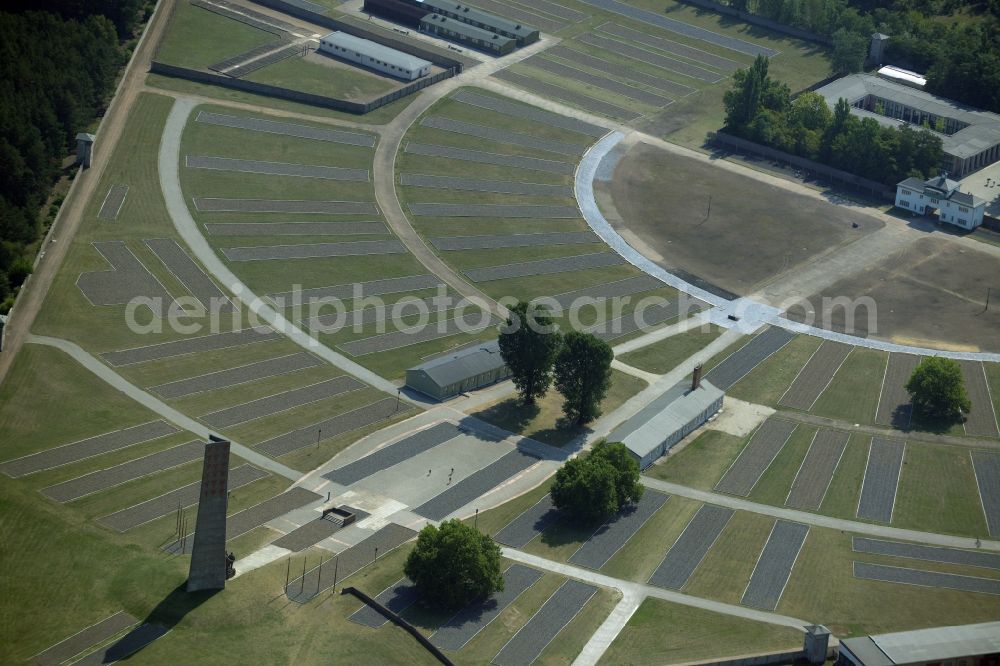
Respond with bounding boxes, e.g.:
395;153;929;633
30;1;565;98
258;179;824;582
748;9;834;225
404;520;504;610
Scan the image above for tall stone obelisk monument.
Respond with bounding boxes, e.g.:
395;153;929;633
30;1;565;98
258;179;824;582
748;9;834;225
187;436;230;592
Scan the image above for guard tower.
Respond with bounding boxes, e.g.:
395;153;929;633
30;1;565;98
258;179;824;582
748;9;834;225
804;625;831;663
187;436;231;592
76;133;95;168
868;33;889;67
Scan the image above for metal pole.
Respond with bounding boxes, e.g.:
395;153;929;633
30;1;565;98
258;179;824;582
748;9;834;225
475;508;478;530
300;557;307;595
374;546;378;564
317;556;323;593
395;389;401;412
316;428;321;447
333;555;339;591
285;557;291;593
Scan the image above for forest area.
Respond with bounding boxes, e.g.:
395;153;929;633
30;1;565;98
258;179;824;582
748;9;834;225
0;1;150;313
714;0;1000;113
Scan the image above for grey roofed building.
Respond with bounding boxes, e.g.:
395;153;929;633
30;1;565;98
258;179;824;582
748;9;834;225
814;74;1000;177
319;31;432;74
405;339;511;401
608;379;724;469
837;621;1000;666
419;13;516;55
420;0;540;44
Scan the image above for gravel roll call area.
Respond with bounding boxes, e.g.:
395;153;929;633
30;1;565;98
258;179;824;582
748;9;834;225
464;252;624;283
222;239;406;262
195;111;376;147
431;232;598;251
415;448;541;521
741;521;809;610
495;494;560;548
97;185;129;220
408;203;581;219
101;327;280;366
269;274;443;307
853;562;1000;595
450;90;606;137
577;33;723;83
856;437;905;523
570;490;669;569
526;56;673;107
201;376;364;428
599;23;740;71
972;450;1000;537
778;341;852;411
32;611;139;666
493;70;641;121
784;429;849;510
703;326;795;391
876;353;920;428
420;116;584;156
648;504;734;589
430;565;544;651
151;352;322;399
194;198;380;215
338;311;493;356
349;577;420;628
404;142;576;174
714;418;798;496
401;173;574;197
960;361;1000;438
145;238;232;311
205;221;388;236
547;45;692;96
0;420;180;478
77;241;172;306
324;422;463;486
42;441;205;503
97;464;269;532
186;155;369;181
258;397;413;457
853;537;1000;570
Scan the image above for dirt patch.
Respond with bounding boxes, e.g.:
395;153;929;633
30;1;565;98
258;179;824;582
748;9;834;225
602;142;883;296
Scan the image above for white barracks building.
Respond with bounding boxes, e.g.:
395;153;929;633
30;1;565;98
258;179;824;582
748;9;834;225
318;31;431;81
895;173;986;229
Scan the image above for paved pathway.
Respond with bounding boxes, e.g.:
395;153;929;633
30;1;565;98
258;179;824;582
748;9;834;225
26;335;300;482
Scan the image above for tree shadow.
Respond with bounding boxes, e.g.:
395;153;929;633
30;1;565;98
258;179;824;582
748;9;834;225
470;398;540;435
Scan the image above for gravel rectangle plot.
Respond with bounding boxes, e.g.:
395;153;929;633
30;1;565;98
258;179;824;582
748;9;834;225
961;361;1000;437
222;239;405;262
194;198;379;216
431;564;543;651
570;491;668;569
495;495;560;548
972;450;1000;537
201;376;363;428
516;0;589;21
286;523;416;602
42;441;204;503
431;232;598;251
350;577;420;628
259;398;413;457
101;327;280;366
575;0;778;56
853;561;1000;595
304;297;445;331
228;486;322;541
338;311;493;357
785;429;849;510
587;301;687;341
409;203;580;219
196;110;376;147
98;464;268;532
450;90;606;137
876;353;920;428
206;221;387;236
272;517;340;552
77;241;171;306
704;326;795;391
151;352;321;399
464;0;566;32
97;185;128;220
404;142;575;174
715;418;798;496
493;70;641;120
600;23;740;71
547;45;691;96
270;274;442;307
145;238;231;311
32;611;139;666
549;275;664;309
415;449;540;521
856;437;904;523
0;421;179;478
493;579;598;666
401;174;574;197
578;33;722;83
186;155;369;181
464;252;624;283
72;623;169;666
649;504;733;589
741;521;809;610
421;116;584;156
324;422;463;486
779;341;852;411
853;537;1000;570
528;56;673;107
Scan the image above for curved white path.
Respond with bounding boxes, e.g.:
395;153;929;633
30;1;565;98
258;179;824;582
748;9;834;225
577;132;1000;362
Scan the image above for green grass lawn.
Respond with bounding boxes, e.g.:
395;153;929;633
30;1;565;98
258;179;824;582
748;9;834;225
644;429;746;491
683;511;776;604
155;0;275;70
247;54;396;101
892;442;989;538
599;597;803;665
470;369;648;447
810;348;886;425
746;423;815;506
818;432;869;520
986;362;1000;426
727;335;821;406
600;496;702;583
618;324;723;375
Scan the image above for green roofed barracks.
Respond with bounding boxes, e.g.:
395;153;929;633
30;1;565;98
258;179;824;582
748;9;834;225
405;340;511;401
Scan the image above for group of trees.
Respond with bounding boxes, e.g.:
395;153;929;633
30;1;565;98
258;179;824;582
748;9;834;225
715;0;1000;113
0;2;148;312
498;302;614;426
551;441;643;524
723;55;943;185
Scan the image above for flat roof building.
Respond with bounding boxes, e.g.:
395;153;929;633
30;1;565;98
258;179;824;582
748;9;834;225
419;13;516;55
419;0;539;45
318;31;432;80
837;621;1000;666
405;340;511;401
815;74;1000;178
